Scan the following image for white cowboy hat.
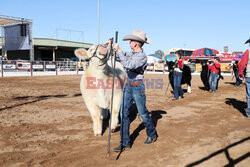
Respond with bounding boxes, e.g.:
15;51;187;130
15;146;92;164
123;30;152;44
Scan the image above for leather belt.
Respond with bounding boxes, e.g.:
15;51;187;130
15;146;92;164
211;72;218;74
128;80;142;87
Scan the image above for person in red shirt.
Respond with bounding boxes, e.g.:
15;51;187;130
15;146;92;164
239;49;250;117
208;58;221;92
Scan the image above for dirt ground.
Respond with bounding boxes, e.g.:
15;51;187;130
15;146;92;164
0;74;249;167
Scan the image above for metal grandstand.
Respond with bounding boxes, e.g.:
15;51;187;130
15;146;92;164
0;15;34;60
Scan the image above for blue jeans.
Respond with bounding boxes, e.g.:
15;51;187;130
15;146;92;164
234;70;242;86
245;77;250;117
209;73;218;92
120;82;156;146
173;72;184;99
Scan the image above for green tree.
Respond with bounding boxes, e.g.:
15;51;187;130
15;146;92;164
155;50;164;58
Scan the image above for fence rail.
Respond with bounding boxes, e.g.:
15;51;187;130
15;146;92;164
0;60;87;77
0;60;233;77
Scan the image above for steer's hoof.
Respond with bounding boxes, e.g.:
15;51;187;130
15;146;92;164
94;129;102;136
111;129;115;133
94;133;102;137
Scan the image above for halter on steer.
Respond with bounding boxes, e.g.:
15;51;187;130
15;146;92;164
86;44;112;66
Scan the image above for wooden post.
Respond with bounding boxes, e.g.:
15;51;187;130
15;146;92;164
30;61;33;76
53;48;56;61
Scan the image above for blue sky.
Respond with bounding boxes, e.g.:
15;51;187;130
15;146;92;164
1;0;249;54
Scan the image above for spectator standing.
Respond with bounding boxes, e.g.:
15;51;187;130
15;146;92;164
208;58;221;93
233;59;242;86
239;49;250;117
172;52;184;100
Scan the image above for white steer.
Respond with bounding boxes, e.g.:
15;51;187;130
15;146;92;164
75;44;125;136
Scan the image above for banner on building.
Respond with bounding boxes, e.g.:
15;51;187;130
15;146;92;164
4;24;31;51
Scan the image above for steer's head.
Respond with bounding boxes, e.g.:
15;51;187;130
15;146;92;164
75;44;111;66
166;61;175;73
200;60;208;69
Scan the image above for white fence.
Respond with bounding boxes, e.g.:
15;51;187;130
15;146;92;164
0;60;87;77
0;60;232;77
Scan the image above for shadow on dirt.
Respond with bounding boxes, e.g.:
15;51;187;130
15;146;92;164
115;108;167;160
169;89;188;94
73;93;82;97
102;103;167;146
0;94;68;112
198;86;207;91
225;98;247;117
183;88;188;93
186;136;250;167
225;82;236;86
130;109;167;146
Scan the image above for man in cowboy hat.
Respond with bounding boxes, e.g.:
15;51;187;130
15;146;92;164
110;30;157;152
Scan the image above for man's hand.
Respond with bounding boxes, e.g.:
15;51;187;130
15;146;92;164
113;43;121;53
107;38;121;52
239;75;244;80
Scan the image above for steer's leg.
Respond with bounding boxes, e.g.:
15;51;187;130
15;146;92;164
91;106;103;136
187;84;191;93
110;99;120;133
85;100;103;136
110;93;122;132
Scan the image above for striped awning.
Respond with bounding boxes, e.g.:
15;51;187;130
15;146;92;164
192;48;219;57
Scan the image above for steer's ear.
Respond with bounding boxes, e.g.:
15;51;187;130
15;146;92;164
75;48;89;60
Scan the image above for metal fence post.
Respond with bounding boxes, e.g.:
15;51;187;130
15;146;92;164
30;61;33;76
1;61;3;77
76;61;79;75
44;61;46;72
56;61;58;75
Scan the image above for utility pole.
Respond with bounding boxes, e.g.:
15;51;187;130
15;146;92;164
184;44;186;57
98;0;100;44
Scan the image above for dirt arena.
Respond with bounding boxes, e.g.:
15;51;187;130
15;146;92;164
0;74;249;167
